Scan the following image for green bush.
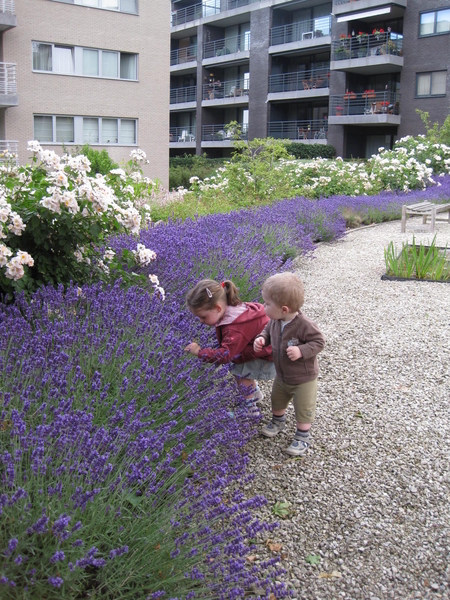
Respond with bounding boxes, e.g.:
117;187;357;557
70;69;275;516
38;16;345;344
169;154;226;190
285;142;336;159
78;144;118;176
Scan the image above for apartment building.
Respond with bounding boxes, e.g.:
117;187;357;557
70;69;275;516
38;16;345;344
169;0;450;159
0;0;169;185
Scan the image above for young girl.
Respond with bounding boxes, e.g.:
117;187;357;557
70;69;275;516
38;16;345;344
184;279;275;412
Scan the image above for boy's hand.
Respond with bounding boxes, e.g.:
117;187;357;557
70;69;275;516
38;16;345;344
184;342;201;356
286;346;302;361
253;337;266;353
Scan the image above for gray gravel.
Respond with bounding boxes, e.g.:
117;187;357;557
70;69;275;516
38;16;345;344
246;219;450;600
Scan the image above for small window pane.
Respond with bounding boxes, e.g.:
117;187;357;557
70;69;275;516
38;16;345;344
53;46;74;74
32;42;52;71
120;120;136;144
120;0;138;14
102;52;118;78
417;74;431;96
436;9;450;33
120;53;137;79
102;0;119;8
102;119;118;143
431;71;446;95
420;12;435;36
83;118;99;143
56;117;74;143
83;49;99;76
34;116;53;142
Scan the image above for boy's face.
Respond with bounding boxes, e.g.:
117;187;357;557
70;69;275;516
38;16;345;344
262;292;286;321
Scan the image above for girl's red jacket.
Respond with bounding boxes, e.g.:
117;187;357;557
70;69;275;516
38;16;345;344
198;302;273;364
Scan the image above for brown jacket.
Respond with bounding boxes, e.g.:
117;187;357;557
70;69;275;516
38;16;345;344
259;313;325;385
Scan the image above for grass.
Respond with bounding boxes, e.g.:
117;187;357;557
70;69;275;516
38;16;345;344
384;235;450;281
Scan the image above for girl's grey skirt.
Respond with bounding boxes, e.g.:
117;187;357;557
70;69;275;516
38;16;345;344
230;359;276;381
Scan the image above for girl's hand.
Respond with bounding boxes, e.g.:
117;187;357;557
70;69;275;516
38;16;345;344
253;337;266;352
184;342;201;356
286;346;302;361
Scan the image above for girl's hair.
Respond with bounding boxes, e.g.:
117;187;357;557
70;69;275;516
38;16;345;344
186;279;241;311
262;272;304;311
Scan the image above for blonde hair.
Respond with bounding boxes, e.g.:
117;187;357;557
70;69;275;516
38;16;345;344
262;272;304;311
186;279;242;311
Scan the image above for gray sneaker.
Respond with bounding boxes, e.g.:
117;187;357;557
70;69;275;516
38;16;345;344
283;438;309;456
261;419;286;438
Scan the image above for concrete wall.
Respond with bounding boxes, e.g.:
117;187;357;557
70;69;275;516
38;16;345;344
2;0;169;185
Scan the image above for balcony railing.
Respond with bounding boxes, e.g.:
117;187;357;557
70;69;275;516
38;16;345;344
332;32;403;61
170;126;196;143
270;15;331;46
203;79;248;100
0;63;17;95
0;140;19;164
268;119;328;141
0;0;15;14
171;0;258;27
330;91;400;116
170;45;197;66
202;122;248;141
269;67;330;93
170;86;197;104
203;33;250;58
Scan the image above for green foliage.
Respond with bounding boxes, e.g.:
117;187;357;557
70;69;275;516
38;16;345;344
416;109;450;145
286;143;336;160
305;554;321;565
271;501;292;519
169;154;225;190
384;235;450;280
77;144;118;176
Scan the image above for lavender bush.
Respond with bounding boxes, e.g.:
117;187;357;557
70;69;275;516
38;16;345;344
2;178;449;598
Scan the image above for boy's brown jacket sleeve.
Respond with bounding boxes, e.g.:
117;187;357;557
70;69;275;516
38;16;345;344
259;321;271;345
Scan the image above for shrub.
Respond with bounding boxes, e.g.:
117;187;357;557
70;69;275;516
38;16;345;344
76;144;118;176
285;142;336;160
169;154;225;190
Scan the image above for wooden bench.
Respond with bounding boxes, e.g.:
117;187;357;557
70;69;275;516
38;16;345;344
401;201;450;233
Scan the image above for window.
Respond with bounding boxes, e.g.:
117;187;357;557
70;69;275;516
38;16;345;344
416;71;447;96
33;42;138;80
35;115;137;145
51;0;138;14
420;9;450;36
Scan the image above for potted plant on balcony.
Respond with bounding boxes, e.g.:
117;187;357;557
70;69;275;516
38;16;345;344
334;45;350;60
335;106;343;116
372;28;385;41
362;89;376;99
343;91;357;100
356;31;368;43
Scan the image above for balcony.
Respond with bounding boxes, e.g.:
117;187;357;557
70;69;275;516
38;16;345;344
170;86;197;110
331;32;403;74
268;120;328;143
171;0;258;28
0;140;18;165
268;67;329;102
269;16;331;55
0;63;18;107
201;122;248;146
328;91;400;125
0;0;16;31
203;34;250;67
170;45;197;72
332;0;407;18
170;126;196;146
202;78;248;106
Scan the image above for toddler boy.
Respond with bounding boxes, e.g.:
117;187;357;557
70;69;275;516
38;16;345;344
253;272;325;456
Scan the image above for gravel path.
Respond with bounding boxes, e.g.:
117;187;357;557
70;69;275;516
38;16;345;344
247;219;450;600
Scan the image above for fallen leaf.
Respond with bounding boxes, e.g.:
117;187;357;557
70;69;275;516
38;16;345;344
269;594;277;600
267;542;282;552
154;544;161;550
272;464;284;469
319;570;342;579
246;555;257;562
181;451;188;462
272;501;292;518
305;554;321;565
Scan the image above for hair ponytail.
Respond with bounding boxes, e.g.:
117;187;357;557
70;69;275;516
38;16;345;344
186;278;242;310
221;280;241;306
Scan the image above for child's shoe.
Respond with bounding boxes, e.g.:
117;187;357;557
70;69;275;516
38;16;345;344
283;431;310;456
251;385;264;404
244;399;261;417
260;416;286;438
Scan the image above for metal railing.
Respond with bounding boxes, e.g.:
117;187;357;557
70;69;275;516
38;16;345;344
170;45;197;66
203;33;250;58
171;0;259;26
0;140;19;164
270;15;331;46
0;0;15;14
203;79;249;100
333;0;353;5
330;91;400;116
201;122;248;141
170;86;197;104
170;126;196;142
269;67;329;93
268;119;328;141
0;63;16;95
332;32;403;61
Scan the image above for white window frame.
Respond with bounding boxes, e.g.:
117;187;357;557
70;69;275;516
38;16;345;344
416;71;447;97
419;8;450;37
33;115;138;146
48;0;139;15
32;42;138;80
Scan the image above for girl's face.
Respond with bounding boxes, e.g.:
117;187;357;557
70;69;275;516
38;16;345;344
192;302;226;327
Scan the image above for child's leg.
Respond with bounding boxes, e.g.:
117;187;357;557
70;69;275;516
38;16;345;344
260;376;292;438
234;375;260;400
284;379;317;456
